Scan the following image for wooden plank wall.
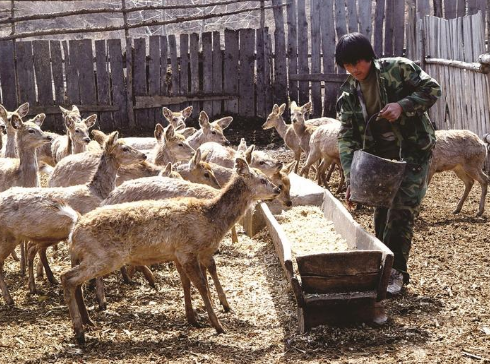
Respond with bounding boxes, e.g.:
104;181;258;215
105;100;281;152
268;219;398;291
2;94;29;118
423;12;490;137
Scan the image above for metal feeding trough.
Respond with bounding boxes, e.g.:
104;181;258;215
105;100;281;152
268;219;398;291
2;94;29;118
258;188;394;333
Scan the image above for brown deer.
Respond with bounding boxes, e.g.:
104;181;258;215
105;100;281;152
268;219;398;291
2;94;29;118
429;129;489;216
186;111;232;149
124;106;194;151
50;105;97;163
15;132;146;295
0;102;30;158
62;158;279;343
0;195;79;305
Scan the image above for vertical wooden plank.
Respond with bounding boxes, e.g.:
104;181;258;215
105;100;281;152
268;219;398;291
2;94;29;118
15;41;36;106
310;0;322;116
180;33;190;114
107;39;128;128
148;35;161;127
456;0;466;17
189;33;200;120
393;0;405;56
264;31;274;114
239;29;255;117
256;28;267;117
271;0;288;105
433;0;443;17
95;40;112;130
445;0;457;18
417;0;430;17
159;36;168;125
212;32;222;116
74;39;97;107
320;0;337;117
468;0;478;15
287;0;298;106
0;41;16;110
384;0;395;57
63;41;77;106
202;32;213;116
346;0;359;33
358;0;373;40
168;34;179;111
133;37;149;130
297;0;310;104
33;40;54;129
50;41;64;106
334;0;348;39
373;0;386;57
224;29;239;114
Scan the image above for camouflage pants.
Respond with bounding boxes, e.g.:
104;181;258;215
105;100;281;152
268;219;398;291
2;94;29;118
374;156;431;283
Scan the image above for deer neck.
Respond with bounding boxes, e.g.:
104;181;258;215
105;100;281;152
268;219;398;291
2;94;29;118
274;116;288;139
154;144;176;166
17;140;40;187
5;128;17;158
186;131;203;149
72;139;87;154
87;153;119;200
205;175;253;234
292;119;307;136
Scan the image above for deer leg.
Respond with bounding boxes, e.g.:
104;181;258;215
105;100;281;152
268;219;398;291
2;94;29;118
137;266;156;288
36;259;44;281
0;237;17;305
453;167;474;214
62;265;88;344
27;243;39;294
0;260;14;306
95;277;107;311
120;266;131;284
462;167;489;216
202;256;230;312
75;284;94;326
325;163;336;183
174;260;198;326
20;241;26;276
231;225;238;244
180;255;224;333
301;149;321;178
293;150;301;174
10;249;19;261
336;164;346;194
38;246;57;285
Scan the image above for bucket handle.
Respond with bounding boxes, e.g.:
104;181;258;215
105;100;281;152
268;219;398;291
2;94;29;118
362;112;403;160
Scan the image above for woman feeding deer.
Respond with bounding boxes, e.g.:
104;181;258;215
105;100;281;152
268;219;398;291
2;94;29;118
335;32;441;295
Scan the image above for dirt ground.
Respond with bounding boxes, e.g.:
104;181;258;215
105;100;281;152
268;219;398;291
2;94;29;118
0;141;489;363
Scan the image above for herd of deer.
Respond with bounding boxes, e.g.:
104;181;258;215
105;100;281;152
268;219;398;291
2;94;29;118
0;100;487;344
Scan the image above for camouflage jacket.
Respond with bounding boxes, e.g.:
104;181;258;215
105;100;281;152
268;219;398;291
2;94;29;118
337;57;441;184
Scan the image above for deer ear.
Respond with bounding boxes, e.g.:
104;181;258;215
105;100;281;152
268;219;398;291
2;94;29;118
164;125;175;141
91;130;108;145
16;102;29;118
32;113;46;127
59;106;70;115
199;111;210;129
278;103;287;115
164;162;173;174
303;101;312;114
290;101;297;109
0;105;7;122
235;157;251;176
162;107;173;120
105;131;119;149
84;114;97;128
272;104;279;113
190;149;201;168
237;138;247;152
154;123;164;141
71;105;80;115
10;114;23;130
64;116;74;129
180;127;196;138
213;116;233;130
182;106;193;119
284;160;295;174
244;145;255;164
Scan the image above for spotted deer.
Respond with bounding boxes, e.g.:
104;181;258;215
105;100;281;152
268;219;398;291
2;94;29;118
62;157;280;343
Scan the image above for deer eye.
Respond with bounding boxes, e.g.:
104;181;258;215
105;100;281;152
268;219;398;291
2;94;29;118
278;184;283;190
260;179;267;185
178;143;183;147
122;147;129;152
259;161;265;165
204;172;209;178
211;131;216;135
28;129;35;134
75;129;80;133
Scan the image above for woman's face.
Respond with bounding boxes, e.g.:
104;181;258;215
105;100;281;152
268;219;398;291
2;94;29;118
344;59;372;81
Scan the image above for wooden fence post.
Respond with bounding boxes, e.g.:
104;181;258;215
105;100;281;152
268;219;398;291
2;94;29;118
122;0;135;129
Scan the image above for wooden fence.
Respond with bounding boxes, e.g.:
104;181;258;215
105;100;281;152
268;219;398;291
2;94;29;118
0;0;489;132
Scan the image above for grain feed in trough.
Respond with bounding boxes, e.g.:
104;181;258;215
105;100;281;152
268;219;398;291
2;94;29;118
259;190;393;333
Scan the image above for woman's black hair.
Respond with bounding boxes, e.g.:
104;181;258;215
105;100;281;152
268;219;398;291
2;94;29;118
335;32;377;68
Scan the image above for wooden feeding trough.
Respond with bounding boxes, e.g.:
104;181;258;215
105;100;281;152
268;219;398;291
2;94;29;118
259;189;394;333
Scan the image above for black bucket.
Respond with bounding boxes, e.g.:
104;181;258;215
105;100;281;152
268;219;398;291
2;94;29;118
349;150;406;208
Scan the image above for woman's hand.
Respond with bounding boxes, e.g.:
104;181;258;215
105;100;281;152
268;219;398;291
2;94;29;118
379;103;402;122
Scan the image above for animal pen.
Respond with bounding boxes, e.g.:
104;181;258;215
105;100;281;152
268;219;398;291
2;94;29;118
0;0;490;136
